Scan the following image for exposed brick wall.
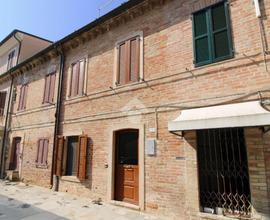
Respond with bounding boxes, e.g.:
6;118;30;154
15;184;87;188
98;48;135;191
2;0;270;219
245;128;270;217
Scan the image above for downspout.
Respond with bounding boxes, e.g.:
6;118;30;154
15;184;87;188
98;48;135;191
0;75;14;178
50;44;65;190
0;32;21;178
253;0;269;72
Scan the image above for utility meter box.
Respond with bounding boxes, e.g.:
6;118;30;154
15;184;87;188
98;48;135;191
146;139;156;156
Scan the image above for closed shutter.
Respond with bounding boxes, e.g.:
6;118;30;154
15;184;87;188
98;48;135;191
36;140;43;165
0;92;7;116
118;37;140;85
18;84;28;110
118;43;126;84
42;139;49;165
43;75;50;103
23;85;28;109
193;1;232;66
78;60;85;96
193;10;211;65
70;62;79;97
55;136;64;176
49;73;56;103
77;135;88;181
130;37;140;82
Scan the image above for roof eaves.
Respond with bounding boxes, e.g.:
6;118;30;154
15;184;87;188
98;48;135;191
0;0;146;79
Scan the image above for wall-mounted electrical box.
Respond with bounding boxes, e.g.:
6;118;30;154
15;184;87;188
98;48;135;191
146;139;156;156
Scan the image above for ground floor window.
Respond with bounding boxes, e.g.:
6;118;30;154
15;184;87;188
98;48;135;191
197;128;251;217
65;136;78;176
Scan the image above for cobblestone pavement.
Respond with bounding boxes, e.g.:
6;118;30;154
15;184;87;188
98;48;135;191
0;181;166;220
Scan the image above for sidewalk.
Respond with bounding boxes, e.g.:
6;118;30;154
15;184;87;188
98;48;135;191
0;181;165;220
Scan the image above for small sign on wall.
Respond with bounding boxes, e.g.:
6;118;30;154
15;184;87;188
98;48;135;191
146;139;156;156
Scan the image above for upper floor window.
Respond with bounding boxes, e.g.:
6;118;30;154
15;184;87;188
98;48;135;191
7;50;15;71
43;72;56;104
192;1;233;67
18;84;28;111
117;36;140;85
36;138;49;167
0;91;7;116
69;59;86;98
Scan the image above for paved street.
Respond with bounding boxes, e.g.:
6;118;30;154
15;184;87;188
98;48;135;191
0;181;164;220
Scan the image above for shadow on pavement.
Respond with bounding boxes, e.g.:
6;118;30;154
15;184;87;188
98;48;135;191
0;194;69;220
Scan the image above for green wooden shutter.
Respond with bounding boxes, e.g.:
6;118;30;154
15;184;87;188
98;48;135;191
193;9;211;66
210;2;233;61
193;1;233;66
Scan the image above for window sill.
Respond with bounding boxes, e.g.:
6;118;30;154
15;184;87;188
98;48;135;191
61;176;80;183
41;102;55;107
35;164;48;169
65;94;87;102
113;80;143;90
194;54;234;68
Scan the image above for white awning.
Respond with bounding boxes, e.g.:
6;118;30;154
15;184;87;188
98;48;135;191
168;101;270;131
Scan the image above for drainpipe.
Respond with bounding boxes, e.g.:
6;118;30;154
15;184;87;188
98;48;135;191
253;0;269;72
50;44;65;190
0;75;14;178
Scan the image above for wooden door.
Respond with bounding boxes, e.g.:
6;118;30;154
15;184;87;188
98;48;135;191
114;129;139;205
9;137;21;170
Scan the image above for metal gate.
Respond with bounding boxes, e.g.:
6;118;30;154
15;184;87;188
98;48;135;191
196;128;251;217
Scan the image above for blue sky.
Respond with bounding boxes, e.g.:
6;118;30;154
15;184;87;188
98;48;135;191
1;0;128;42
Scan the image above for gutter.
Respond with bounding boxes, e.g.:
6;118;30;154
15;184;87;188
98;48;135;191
50;44;65;189
0;0;145;80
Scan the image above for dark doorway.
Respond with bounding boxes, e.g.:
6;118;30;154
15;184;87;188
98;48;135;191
114;129;139;205
9;137;21;170
197;128;251;217
66;136;78;176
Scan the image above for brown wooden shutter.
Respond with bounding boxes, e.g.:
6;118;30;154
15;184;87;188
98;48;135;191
43;139;49;165
18;86;24;110
130;37;140;82
118;43;126;85
0;92;7;116
70;62;80;97
77;135;88;181
55;136;64;176
36;140;42;165
78;60;85;96
49;73;56;103
125;40;131;82
43;75;50;103
22;85;28;110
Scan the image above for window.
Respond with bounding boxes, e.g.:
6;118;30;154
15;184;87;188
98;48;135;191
69;59;86;98
18;84;28;111
192;1;233;66
0;91;7;116
54;135;88;181
117;36;140;85
7;50;15;71
43;72;56;104
197;128;251;217
36;139;49;167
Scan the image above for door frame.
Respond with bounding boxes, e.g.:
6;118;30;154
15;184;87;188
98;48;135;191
108;123;145;210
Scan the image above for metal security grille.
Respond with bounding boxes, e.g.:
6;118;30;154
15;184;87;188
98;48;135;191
197;128;251;217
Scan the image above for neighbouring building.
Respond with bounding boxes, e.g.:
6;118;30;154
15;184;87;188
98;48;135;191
0;0;270;219
0;30;52;179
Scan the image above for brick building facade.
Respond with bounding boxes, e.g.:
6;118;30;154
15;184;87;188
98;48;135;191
0;0;270;219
